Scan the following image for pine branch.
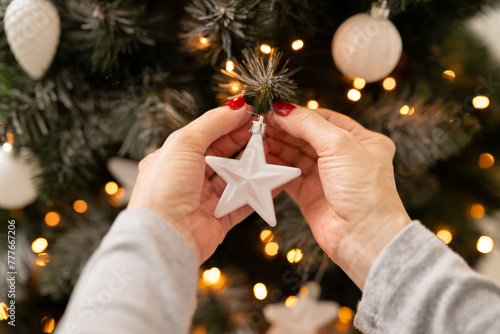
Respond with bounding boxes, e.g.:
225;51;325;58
180;0;259;64
218;48;298;114
39;219;112;300
61;0;157;73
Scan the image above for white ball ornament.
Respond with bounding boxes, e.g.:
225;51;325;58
0;144;39;209
332;1;402;83
4;0;61;80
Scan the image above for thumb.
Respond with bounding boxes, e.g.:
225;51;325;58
164;97;252;154
270;102;358;156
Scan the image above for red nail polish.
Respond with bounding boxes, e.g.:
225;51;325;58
223;96;246;110
273;101;296;116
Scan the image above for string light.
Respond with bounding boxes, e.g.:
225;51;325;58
44;212;60;227
32;238;48;254
347;89;361;102
192;327;207;334
264;242;279;257
286;249;303;263
36;253;51;266
285;296;298;308
260;44;272;54
105;182;119;195
472;95;490;109
199;37;208;45
436;229;453;244
0;302;8;321
202;267;221;286
477;236;494;254
41;316;56;333
478;153;495;169
230;82;240;92
73;200;88;213
353;77;366;90
260;230;274;243
292;39;304;51
382;77;397;91
442;70;456;80
399;105;415;115
307;100;319;109
225;60;235;72
338;306;354;324
470;204;485;219
253;283;267;300
115;188;126;199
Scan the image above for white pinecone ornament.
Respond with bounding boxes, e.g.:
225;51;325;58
4;0;61;80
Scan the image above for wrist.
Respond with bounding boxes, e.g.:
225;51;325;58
336;209;411;290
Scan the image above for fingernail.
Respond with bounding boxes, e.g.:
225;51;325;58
273;101;296;116
223;96;246;110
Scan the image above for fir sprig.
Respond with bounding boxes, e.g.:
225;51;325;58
180;0;259;63
219;48;298;114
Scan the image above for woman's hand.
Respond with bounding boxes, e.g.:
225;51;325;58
128;97;256;263
266;102;411;289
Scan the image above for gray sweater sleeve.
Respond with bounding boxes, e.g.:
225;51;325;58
355;220;500;334
55;208;198;334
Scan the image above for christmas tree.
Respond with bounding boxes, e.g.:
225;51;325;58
1;0;500;333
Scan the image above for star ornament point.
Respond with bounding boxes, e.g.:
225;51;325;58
205;133;301;226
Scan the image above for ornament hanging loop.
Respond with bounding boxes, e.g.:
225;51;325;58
249;115;266;136
371;0;390;20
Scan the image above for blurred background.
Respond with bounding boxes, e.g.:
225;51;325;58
1;0;500;333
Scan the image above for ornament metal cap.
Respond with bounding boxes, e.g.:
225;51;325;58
370;0;390;20
249;116;266;136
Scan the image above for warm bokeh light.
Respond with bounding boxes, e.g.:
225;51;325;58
36;253;51;267
253;283;268;300
260;230;274;243
115;188;126;199
436;229;453;245
32;238;48;254
470;203;485;219
260;44;272;54
202;267;221;286
347;89;361;102
265;242;279;257
105;182;119;195
286;249;303;263
479;153;495;169
0;302;8;321
225;60;235;72
41;316;56;333
285;295;298;308
192;327;207;334
44;212;60;227
382;77;397;91
353;77;366;90
399;105;415;115
442;70;456;80
199;37;208;45
477;236;494;254
472;95;490;109
230;82;240;92
292;39;304;50
307;100;319;109
73;200;88;213
338;306;354;324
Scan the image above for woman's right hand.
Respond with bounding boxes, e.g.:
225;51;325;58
266;102;411;290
